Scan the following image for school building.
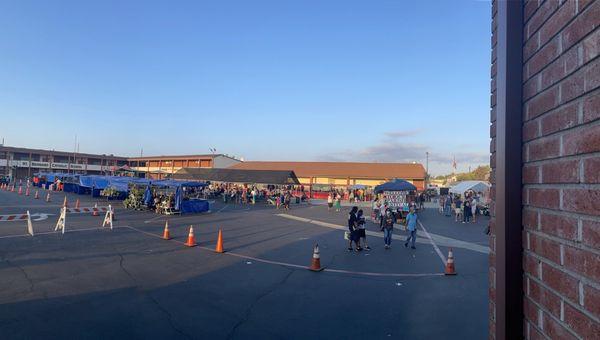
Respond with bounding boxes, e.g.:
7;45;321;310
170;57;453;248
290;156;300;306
127;154;241;179
0;146;241;180
0;145;127;179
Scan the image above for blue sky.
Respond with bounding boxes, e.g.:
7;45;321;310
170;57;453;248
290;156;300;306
0;0;491;175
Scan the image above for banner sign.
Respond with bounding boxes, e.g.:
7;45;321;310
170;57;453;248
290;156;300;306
69;164;85;170
31;161;50;168
51;162;68;169
383;190;409;209
9;160;30;167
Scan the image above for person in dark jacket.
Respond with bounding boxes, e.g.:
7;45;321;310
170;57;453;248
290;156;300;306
347;206;362;251
381;209;394;249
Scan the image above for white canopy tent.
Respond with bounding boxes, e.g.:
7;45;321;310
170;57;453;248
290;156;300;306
449;180;491;194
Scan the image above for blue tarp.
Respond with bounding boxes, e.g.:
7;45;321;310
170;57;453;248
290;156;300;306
180;199;210;214
77;176;151;192
174;186;182;211
143;186;153;206
374;179;417;193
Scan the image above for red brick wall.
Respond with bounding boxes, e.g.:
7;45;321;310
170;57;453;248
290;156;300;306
491;0;600;339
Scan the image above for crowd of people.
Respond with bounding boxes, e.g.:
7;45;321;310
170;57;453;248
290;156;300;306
198;183;307;209
439;191;483;223
346;205;419;251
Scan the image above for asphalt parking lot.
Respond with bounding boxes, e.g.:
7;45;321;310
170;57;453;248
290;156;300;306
1;189;490;339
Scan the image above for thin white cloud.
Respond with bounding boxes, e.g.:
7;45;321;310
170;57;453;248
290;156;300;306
384;129;423;139
316;140;489;176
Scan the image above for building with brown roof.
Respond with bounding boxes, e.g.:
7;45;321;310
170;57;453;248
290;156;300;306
229;161;426;191
128;154;241;179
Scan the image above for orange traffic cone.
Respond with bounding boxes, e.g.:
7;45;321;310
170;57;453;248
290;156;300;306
75;199;80;209
25;187;30;196
18;186;23;195
11;185;15;192
162;220;171;240
184;226;197;247
34;190;39;199
92;203;99;216
215;229;225;253
63;196;68;208
309;244;324;272
444;248;457;275
46;192;51;202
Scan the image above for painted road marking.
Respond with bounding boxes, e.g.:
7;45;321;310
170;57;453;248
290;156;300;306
418;221;447;266
277;213;489;254
0;213;53;222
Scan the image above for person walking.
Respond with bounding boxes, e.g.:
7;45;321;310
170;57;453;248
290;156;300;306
381;209;394;249
372;199;381;222
334;193;342;212
463;198;471;223
327;193;334;211
347;207;362;251
404;207;418;249
454;196;463;222
284;192;291;211
356;209;370;250
444;194;452;216
471;195;478;223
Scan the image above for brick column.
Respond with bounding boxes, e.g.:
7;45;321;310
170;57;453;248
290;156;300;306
492;0;600;339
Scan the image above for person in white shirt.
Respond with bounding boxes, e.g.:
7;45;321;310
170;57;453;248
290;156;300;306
471;195;478;223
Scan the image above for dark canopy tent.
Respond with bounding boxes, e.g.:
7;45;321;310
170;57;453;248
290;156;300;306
143;179;209;214
374;179;417;193
173;168;300;185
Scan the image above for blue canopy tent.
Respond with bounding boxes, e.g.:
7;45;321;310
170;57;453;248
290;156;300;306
76;175;151;198
61;174;83;193
77;175;110;197
374;179;417;193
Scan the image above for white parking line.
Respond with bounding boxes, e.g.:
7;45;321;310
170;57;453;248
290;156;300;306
418;221;447;266
0;226;122;239
277;213;489;254
144;215;166;224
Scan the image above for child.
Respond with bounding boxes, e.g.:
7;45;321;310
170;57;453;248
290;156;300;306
357;209;370;250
